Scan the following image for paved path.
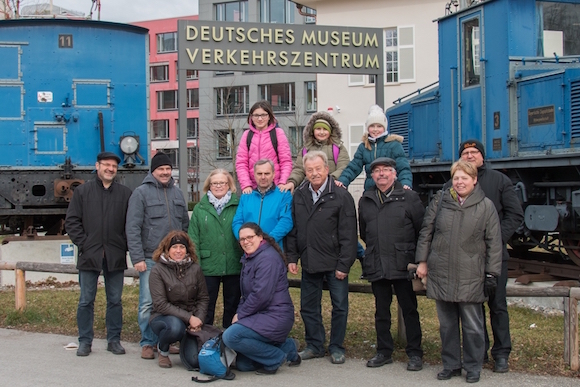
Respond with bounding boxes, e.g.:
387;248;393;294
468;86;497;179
1;328;577;387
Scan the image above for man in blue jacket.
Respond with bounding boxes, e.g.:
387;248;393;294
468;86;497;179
232;159;293;249
125;152;189;360
65;152;132;357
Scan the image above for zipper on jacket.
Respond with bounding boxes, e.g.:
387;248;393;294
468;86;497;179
164;187;171;229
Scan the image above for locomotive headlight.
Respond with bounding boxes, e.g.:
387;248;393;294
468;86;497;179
120;135;139;154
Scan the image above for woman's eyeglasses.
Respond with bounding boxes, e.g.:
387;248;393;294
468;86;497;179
210;181;228;187
251;113;269;119
239;235;257;243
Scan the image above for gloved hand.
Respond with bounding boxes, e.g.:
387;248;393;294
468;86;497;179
484;273;497;298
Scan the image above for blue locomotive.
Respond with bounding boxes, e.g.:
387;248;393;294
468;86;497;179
386;0;580;265
0;18;149;235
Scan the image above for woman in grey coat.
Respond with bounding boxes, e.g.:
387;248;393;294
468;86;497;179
415;160;502;384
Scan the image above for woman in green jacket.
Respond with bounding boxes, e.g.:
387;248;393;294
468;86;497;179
188;169;243;328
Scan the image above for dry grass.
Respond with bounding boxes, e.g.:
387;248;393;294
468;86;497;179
0;262;578;378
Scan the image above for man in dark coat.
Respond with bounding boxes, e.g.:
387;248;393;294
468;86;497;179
286;150;358;365
65;151;132;357
459;139;524;373
358;157;425;371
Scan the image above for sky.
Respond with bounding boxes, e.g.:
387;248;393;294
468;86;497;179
28;0;199;23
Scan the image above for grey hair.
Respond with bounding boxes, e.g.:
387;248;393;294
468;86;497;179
253;158;275;173
303;150;328;166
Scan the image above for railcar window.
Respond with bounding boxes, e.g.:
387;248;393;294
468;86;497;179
463;18;480;88
539;2;580;56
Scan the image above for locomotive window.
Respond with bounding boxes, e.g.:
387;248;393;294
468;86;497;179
539;2;580;56
58;34;73;48
463;18;480;88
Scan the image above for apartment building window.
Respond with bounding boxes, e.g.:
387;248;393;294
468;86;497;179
157;90;177;110
215;1;248;22
187;89;199;109
157;32;177;53
260;0;295;24
151;120;169;139
176;62;198;80
175;118;199;139
150;64;169;82
217;129;235;159
348;74;375;86
304;7;316;24
216;86;249;116
188;147;199;168
306;81;317;112
384;26;415;84
288;126;304;157
260;83;294;112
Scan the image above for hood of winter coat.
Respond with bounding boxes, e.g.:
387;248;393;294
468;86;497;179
303;111;343;148
362;132;404;150
142;171;176;188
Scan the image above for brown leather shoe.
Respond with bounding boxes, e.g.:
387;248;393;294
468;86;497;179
169;344;180;354
141;345;154;359
158;353;172;368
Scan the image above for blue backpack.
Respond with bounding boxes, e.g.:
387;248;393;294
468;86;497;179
192;333;236;383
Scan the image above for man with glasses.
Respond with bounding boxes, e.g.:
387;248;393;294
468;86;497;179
286;150;357;365
233;159;293;248
65;152;132;357
458;139;523;373
126;152;189;360
358;157;425;371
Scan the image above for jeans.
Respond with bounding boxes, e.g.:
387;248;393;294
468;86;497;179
150;315;186;356
204;275;241;328
484;258;511;360
436;300;484;373
371;279;423;358
77;258;124;344
138;258;158;347
300;270;349;355
222;323;298;371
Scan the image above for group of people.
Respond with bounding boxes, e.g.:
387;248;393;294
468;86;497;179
64;100;523;383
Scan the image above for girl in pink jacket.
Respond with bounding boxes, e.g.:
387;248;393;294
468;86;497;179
235;100;293;194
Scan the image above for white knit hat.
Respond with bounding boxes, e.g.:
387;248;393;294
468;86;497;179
365;105;387;130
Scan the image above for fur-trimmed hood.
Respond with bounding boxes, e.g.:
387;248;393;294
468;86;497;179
362;132;404;150
303;111;343;148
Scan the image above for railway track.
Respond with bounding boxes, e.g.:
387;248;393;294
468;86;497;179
508;250;580;284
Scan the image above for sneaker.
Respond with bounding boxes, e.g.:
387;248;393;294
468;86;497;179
141;345;155;359
366;353;393;368
76;342;91;357
107;341;126;355
158;353;172;368
298;348;325;360
330;352;345;364
407;355;423;371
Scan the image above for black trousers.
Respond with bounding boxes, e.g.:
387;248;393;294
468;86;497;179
371;279;423;358
204;275;241;328
483;259;511;359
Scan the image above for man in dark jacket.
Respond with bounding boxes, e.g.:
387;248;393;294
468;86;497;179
358;157;425;371
459;139;524;373
65;151;132;357
125;152;189;360
286;150;357;365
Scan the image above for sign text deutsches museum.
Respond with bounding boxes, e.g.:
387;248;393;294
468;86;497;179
178;20;384;75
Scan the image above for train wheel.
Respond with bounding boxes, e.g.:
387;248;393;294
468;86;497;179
563;239;580;266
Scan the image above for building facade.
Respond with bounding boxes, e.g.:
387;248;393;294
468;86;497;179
132;15;200;200
197;0;317;185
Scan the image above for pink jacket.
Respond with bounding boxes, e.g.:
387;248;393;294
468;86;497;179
235;122;293;190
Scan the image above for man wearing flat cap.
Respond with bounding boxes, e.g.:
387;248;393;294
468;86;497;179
358;157;425;371
126;152;189;360
458;140;523;373
66;151;132;357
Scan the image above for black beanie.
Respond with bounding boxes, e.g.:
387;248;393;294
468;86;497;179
151;152;172;172
459;139;485;159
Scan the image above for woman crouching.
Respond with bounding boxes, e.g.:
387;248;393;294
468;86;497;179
222;222;300;375
149;231;209;368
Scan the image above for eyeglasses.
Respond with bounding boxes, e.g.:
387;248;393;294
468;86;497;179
239;234;257;243
372;167;394;174
462;150;480;157
251;113;269;119
98;162;118;169
210;181;228;187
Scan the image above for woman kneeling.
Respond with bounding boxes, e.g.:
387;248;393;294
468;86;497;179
222;222;300;375
149;231;209;368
